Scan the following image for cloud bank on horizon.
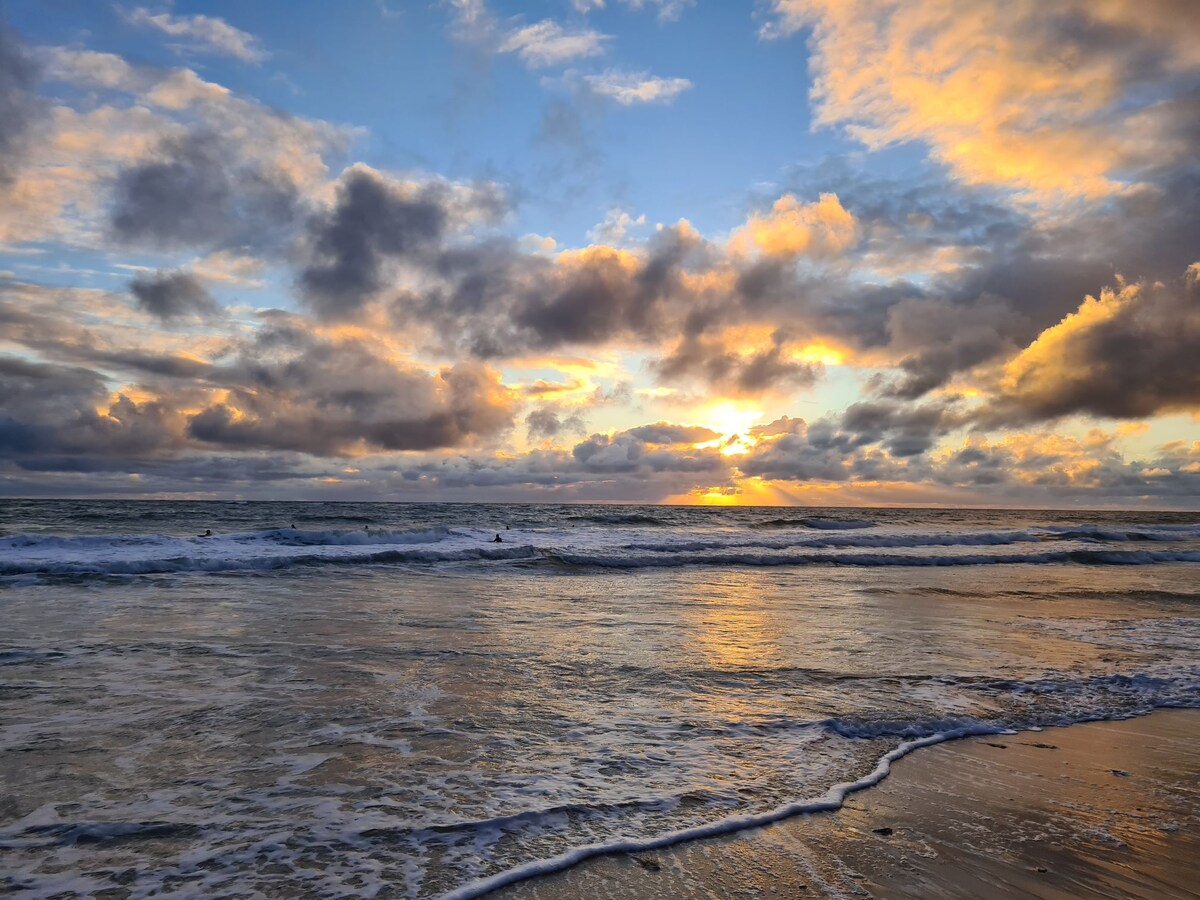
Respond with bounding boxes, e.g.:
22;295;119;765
0;0;1197;506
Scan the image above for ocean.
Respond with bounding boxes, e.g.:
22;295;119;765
2;500;1198;897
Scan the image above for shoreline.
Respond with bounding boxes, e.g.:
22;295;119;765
488;709;1200;899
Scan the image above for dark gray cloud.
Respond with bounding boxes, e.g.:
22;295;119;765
570;428;725;474
130;269;221;320
881;297;1026;399
511;248;659;347
655;330;823;396
737;406;964;481
738;417;914;483
840;399;965;457
110;129;303;250
0;449;347;498
0;307;521;468
0;23;39;184
526;407;585;439
526;407;563;439
0;355;182;466
980;267;1200;424
625;422;718;444
187;325;518;455
391;222;725;368
300;167;451;318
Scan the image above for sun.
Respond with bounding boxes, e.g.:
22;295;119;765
702;401;763;437
691;401;764;455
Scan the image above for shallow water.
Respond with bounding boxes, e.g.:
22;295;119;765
1;501;1198;897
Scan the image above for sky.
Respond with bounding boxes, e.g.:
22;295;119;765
0;0;1198;506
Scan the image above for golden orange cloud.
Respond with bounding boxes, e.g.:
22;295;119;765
729;192;858;258
778;0;1200;201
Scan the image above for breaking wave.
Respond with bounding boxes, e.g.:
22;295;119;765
2;521;1199;579
752;516;877;530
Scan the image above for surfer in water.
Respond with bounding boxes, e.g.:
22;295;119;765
199;529;212;537
492;534;503;543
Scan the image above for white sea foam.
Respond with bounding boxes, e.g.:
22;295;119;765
440;704;1191;899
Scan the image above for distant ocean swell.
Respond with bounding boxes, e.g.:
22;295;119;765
2;522;1200;578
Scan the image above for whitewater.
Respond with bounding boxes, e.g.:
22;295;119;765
2;501;1198;897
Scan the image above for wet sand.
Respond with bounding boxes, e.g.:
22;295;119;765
495;709;1200;899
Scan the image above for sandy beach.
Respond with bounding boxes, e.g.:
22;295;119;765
496;709;1200;899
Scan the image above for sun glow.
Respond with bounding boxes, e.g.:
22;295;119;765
792;341;847;366
691;401;764;456
702;401;763;438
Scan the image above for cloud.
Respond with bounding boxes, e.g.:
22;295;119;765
734;415;1200;503
0;278;221;381
300;164;507;319
882;296;1026;399
768;0;1200;200
3;16;1198;503
4;48;349;249
625;422;719;444
583;70;692;105
571;427;726;473
377;199;859;390
983;265;1200;422
183;323;520;455
0;23;41;184
738;416;915;483
129;269;221;321
384;226;695;360
573;0;695;22
124;7;266;63
499;20;610;68
0;355;184;464
300;167;448;317
620;0;696;22
526;406;585;439
586;208;647;244
109;129;306;251
188;250;268;287
654;329;824;396
932;430;1200;498
840;399;965;457
729;192;857;258
0;291;524;469
446;0;495;44
761;156;1200;399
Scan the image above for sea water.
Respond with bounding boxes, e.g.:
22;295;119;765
1;501;1198;897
